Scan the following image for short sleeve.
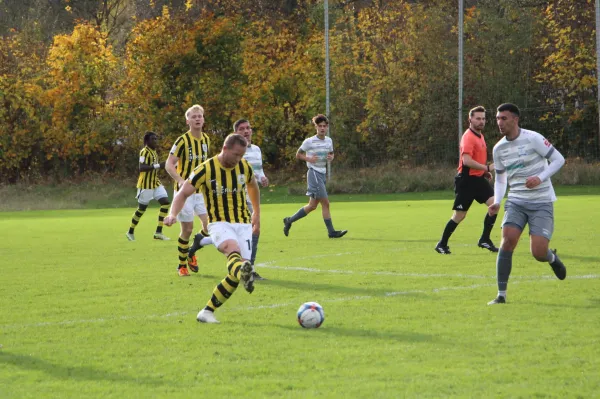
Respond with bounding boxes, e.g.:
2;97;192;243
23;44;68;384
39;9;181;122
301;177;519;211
170;137;184;156
492;145;505;172
299;138;310;152
461;133;476;156
189;165;206;189
246;160;255;182
530;132;554;158
139;148;149;164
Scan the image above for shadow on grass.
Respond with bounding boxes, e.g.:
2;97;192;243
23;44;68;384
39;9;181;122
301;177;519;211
588;298;600;305
261;278;426;298
242;323;438;343
300;325;436;342
559;254;600;263
0;351;165;386
338;237;433;243
517;298;600;309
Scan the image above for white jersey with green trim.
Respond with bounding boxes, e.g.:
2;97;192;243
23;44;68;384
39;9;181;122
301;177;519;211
243;144;265;181
492;128;557;203
300;135;333;174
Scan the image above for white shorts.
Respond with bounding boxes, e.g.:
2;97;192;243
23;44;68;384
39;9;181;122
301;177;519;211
136;186;168;205
208;222;252;259
175;191;207;222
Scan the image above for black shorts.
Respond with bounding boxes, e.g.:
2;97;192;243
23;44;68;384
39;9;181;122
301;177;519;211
452;174;493;212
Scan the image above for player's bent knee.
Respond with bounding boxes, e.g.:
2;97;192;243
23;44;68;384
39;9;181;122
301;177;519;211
180;223;193;237
532;253;549;262
219;241;241;256
531;246;549;262
452;211;467;223
500;237;518;251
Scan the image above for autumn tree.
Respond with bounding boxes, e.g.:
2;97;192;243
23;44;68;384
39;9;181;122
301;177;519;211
0;31;48;182
536;0;598;158
119;7;245;155
238;17;326;168
43;23;119;177
328;1;459;166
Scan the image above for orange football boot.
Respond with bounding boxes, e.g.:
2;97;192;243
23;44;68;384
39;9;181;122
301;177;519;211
187;256;199;273
178;267;190;277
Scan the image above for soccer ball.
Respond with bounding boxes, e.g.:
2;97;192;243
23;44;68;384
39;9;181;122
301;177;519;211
297;302;325;328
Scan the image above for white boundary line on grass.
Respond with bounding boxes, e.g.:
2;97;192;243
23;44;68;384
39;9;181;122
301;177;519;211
2;272;598;330
257;262;600;282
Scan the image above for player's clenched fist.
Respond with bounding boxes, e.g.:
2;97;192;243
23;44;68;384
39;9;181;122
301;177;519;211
164;215;177;226
488;203;500;216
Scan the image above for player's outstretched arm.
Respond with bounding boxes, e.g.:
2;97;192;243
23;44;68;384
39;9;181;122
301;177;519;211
164;181;195;226
537;147;565;183
247;177;260;235
490;146;507;214
165;154;185;187
492;171;507;210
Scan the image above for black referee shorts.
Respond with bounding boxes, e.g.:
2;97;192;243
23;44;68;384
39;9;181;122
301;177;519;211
452;174;494;212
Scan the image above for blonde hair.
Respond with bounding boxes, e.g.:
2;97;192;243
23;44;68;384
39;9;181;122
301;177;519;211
185;104;205;120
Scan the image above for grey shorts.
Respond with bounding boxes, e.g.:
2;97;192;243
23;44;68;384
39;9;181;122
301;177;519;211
306;169;328;199
502;200;554;240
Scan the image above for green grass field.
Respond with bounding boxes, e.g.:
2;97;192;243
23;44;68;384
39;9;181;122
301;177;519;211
1;190;599;398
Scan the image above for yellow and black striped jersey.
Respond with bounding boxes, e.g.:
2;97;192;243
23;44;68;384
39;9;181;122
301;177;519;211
189;156;255;224
169;131;211;193
137;146;161;189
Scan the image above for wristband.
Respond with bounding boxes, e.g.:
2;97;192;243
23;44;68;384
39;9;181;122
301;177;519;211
153;163;160;169
486;165;489;172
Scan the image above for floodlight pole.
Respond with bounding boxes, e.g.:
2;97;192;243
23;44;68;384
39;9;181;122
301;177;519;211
325;0;332;179
458;0;464;154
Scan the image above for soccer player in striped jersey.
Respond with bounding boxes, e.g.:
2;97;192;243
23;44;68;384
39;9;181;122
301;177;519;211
164;133;260;324
237;119;268;278
487;103;567;305
435;106;498;254
126;131;171;241
283;114;347;238
189;118;269;279
165;104;213;277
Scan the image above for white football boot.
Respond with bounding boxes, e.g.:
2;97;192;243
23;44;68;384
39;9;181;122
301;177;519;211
197;309;220;324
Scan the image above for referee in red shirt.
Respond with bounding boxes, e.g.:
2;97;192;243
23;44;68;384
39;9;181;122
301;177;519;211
435;106;498;254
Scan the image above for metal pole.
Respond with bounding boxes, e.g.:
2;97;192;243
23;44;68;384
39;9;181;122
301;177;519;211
596;0;600;151
325;0;332;179
458;0;464;153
